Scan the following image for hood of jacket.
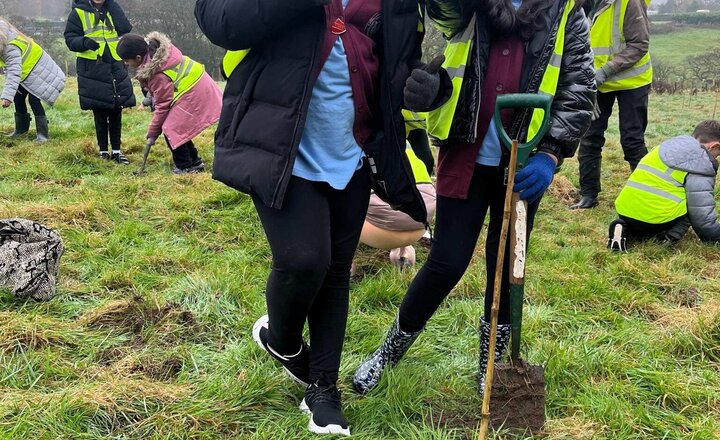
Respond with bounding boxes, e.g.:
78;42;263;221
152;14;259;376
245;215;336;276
72;0;115;12
134;32;183;81
0;21;8;56
660;135;718;177
0;19;21;54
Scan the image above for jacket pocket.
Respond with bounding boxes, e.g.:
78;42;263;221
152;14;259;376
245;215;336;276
226;59;265;148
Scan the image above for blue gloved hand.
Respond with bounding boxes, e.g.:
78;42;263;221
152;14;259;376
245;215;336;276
513;153;557;203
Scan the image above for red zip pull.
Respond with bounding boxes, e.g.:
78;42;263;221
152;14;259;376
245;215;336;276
331;17;347;35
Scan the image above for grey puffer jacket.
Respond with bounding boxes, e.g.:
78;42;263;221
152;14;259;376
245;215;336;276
0;20;66;105
428;0;595;161
661;135;720;242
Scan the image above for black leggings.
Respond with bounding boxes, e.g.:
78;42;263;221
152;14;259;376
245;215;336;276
93;108;123;152
14;86;45;116
399;165;541;332
164;135;201;169
252;166;371;385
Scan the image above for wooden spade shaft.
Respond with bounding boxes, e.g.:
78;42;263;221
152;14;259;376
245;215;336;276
478;139;519;440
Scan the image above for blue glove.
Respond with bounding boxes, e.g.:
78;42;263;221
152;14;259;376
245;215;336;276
513;153;556;203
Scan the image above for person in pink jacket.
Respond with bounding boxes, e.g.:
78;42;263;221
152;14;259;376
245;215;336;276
117;32;222;174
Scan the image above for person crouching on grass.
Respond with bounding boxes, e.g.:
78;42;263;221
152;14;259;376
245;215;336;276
117;33;221;174
609;120;720;251
1;17;65;142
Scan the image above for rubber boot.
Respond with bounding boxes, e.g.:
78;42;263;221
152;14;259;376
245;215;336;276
478;316;512;396
6;113;31;137
34;115;49;143
352;316;422;394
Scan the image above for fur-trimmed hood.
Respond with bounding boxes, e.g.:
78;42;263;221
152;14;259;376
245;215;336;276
134;32;180;81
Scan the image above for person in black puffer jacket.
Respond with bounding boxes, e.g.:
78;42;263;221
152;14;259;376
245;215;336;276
64;0;136;164
196;0;451;435
353;0;596;397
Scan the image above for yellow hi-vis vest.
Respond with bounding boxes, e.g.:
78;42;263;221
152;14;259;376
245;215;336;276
590;0;653;93
75;8;121;61
406;146;432;185
162;56;206;106
0;34;43;81
403;109;428;137
222;50;250;79
427;0;576;142
615;146;688;224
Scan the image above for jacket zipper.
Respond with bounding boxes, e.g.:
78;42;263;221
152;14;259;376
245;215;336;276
469;18;482;144
380;0;428;224
270;23;321;207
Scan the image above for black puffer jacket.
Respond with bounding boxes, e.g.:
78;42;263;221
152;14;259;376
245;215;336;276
195;0;451;223
64;0;136;111
428;0;595;161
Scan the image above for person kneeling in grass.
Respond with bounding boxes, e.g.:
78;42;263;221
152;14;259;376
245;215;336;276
117;33;221;174
359;146;437;270
609;120;720;251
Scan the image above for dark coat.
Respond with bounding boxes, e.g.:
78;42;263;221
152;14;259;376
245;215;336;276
428;0;595;161
64;0;136;110
195;0;451;224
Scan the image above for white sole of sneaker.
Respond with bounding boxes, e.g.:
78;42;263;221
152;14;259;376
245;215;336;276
252;315;309;387
610;224;625;252
299;399;351;437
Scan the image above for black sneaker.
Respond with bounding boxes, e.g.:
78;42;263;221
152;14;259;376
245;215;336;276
608;219;627;252
111;152;130;165
300;383;350;437
99;151;111;160
252;315;309;386
172;163;205;175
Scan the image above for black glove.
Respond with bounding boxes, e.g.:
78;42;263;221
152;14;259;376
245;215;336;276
404;55;445;112
84;38;100;51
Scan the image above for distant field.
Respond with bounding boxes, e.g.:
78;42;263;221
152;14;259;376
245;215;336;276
651;27;720;63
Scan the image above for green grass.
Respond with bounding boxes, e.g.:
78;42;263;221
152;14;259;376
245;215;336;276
651;27;720;64
1;78;719;439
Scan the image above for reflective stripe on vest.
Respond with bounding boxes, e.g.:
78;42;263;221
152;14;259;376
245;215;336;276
403;109;428;136
427;0;575;142
590;0;653;92
75;8;121;61
425;14;476;141
163;56;205;105
406;146;432;185
615;147;688;224
0;35;43;81
222;50;250;79
527;0;575;142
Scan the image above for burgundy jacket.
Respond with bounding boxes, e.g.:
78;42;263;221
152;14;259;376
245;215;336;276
320;0;382;148
436;36;525;199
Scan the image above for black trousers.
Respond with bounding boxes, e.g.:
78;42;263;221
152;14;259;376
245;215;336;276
164;135;201;170
578;85;650;197
252;166;371;385
399;165;541;333
618;214;690;243
93;108;123;152
14;86;45;117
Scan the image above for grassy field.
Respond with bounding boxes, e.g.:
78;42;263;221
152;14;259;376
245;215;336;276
651;27;720;64
1;73;720;439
